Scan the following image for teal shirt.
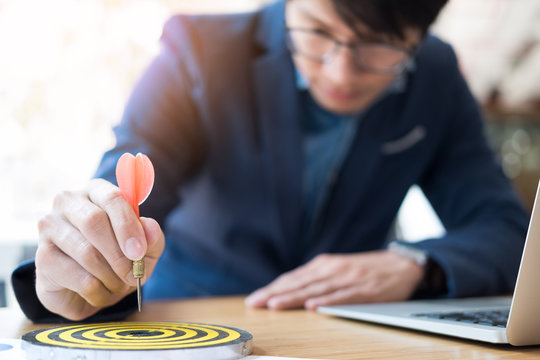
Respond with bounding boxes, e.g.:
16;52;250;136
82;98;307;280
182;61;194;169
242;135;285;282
297;70;409;246
300;90;360;246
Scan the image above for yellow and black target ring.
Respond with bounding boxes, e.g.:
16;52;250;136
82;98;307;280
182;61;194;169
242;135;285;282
22;322;253;350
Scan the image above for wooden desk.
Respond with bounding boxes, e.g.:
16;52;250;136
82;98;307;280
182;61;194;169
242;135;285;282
5;296;540;359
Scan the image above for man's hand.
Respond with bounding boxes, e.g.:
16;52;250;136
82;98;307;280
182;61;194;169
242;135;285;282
245;251;425;310
35;179;165;321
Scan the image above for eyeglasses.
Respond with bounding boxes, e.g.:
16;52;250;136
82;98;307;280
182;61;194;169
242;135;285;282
285;27;414;75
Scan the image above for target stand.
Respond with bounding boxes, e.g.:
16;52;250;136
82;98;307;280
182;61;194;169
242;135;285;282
21;322;253;360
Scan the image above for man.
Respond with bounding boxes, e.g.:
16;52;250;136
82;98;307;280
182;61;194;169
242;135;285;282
13;0;528;322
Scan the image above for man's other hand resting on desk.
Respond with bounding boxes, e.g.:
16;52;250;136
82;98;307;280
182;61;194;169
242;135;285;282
245;251;424;310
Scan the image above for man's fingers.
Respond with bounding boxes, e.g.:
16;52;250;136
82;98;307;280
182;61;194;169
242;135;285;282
139;217;165;261
304;284;375;310
58;190;133;286
86;179;147;261
245;254;337;308
138;217;165;285
39;213;130;294
245;271;313;308
35;242;123;320
266;274;357;310
246;272;333;308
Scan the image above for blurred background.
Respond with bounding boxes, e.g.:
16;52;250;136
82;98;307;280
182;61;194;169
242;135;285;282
1;0;539;308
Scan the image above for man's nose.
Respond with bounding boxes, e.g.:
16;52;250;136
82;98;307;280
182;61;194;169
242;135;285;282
322;45;358;85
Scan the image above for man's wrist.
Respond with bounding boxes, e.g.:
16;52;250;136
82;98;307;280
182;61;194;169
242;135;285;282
387;241;447;296
387;241;428;267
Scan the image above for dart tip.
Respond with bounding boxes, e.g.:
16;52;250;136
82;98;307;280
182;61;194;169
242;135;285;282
137;278;142;312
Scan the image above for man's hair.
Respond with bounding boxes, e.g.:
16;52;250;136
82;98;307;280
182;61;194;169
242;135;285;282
331;0;448;40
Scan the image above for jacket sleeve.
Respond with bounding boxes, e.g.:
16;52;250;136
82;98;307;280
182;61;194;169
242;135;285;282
413;47;529;298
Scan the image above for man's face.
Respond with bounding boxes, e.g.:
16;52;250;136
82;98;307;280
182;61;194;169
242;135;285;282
285;0;422;114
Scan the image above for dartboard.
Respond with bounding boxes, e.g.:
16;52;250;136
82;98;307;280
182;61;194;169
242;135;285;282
22;322;253;359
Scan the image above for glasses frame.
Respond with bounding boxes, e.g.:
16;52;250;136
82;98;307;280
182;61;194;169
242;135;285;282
285;26;416;75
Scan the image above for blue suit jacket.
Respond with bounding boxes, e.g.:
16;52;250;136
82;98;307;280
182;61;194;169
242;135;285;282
13;0;529;322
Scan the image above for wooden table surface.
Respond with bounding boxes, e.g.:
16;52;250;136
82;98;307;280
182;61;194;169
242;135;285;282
4;296;540;359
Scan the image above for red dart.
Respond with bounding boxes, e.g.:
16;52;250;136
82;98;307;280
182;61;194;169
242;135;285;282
116;152;155;217
115;152;155;312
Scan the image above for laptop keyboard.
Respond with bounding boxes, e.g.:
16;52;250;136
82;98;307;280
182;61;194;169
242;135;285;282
413;308;509;328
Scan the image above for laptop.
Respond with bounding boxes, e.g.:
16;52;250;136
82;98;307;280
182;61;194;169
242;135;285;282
317;181;540;346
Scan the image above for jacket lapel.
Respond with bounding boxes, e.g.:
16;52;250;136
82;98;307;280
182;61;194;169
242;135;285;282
252;0;303;257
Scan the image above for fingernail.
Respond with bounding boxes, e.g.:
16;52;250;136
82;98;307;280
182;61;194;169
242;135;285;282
125;271;137;286
305;299;318;310
267;296;285;309
124;237;144;260
245;292;265;307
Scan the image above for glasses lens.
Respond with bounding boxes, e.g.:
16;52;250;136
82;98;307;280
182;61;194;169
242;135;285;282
287;30;334;62
286;28;412;74
354;44;409;72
